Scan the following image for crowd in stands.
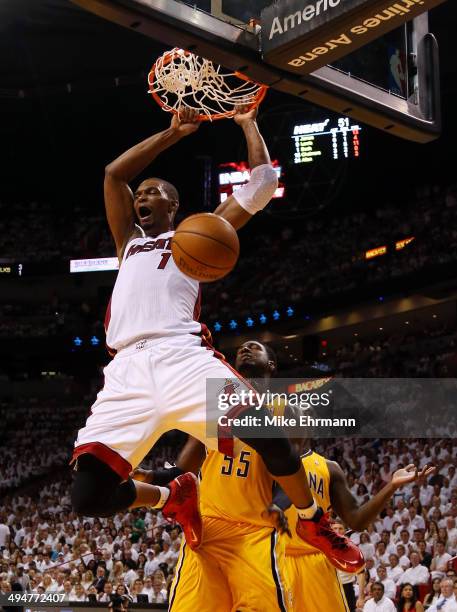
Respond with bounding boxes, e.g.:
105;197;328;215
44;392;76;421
0;201;113;263
325;325;457;379
0;477;182;605
202;182;457;322
1;434;456;609
1;182;457;338
0;391;186;605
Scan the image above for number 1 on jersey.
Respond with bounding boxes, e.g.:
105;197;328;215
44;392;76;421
157;252;172;269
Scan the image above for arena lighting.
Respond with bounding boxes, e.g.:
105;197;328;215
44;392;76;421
365;237;415;260
210;306;317;334
365;245;387;259
395;236;415;250
73;337;83;347
90;336;100;346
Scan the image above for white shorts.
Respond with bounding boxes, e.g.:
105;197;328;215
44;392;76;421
72;334;249;479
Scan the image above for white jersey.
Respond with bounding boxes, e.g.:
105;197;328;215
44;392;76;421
105;231;201;351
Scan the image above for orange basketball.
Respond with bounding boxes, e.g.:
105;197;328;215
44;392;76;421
172;213;239;282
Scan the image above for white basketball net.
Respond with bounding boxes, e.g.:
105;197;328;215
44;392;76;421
148;48;266;120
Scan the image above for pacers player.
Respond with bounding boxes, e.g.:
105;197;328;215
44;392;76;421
134;340;293;612
276;441;435;611
70;105;362;570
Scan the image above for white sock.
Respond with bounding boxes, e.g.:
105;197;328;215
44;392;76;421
297;500;318;520
151;486;170;509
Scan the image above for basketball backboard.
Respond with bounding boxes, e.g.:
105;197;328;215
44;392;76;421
72;0;443;142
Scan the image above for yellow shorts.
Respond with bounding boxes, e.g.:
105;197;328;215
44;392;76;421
285;552;349;611
169;516;292;612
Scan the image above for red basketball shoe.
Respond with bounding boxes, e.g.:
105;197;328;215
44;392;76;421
162;472;202;550
296;508;364;573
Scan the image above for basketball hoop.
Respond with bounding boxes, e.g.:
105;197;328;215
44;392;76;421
148;48;268;121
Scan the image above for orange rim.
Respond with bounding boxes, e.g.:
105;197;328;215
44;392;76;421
148;50;268;121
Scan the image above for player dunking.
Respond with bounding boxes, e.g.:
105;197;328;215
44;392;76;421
70;105;362;571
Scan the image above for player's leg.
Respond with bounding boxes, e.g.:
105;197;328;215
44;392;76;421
70;349;201;548
168;528;232;612
285;553;350;611
222;525;292;612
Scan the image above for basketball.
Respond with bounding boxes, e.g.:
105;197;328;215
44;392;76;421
171;213;240;282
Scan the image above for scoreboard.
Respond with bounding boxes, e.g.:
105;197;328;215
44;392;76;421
292;117;362;164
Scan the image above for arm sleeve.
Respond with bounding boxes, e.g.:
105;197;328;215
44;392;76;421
272;483;293;511
153;466;184;486
232;164;278;214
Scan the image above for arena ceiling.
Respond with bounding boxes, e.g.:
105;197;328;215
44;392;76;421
0;0;164;93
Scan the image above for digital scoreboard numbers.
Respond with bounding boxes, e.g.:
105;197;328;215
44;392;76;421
292;117;362;164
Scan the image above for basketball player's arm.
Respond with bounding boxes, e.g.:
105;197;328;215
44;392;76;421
356;571;366;610
104;109;200;256
214;106;277;230
131;437;205;485
329;462;435;531
174;437;206;475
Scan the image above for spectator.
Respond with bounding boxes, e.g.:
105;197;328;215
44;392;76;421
61;580;73;602
396;583;424;612
431;542;453;580
397;545;412;570
427;578;457;611
81;570;94;592
363;582;396;611
423;578;444;609
377;565;396;600
401;552;430;585
98;582;114;603
150;570;167;605
417;541;433;569
387;554;405;584
70;583;87;602
0;519;10;551
13;567;29;592
360;533;376;561
141;577;154;603
92;566;106;593
129;579;145;603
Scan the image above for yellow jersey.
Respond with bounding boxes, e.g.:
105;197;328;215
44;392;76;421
285;450;332;555
199;447;274;527
199;398;288;527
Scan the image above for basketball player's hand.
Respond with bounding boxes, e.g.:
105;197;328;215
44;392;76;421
233;104;258;126
262;504;291;537
130;467;154;484
391;463;435;489
171;107;201;136
355;598;365;611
